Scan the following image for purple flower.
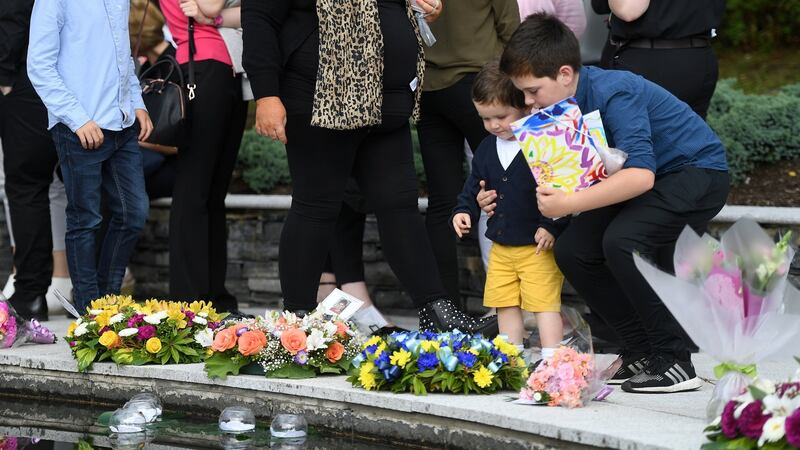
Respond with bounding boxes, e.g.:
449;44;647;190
235;326;249;337
127;314;144;328
208;322;221;330
721;401;739;439
136;325;156;341
417;352;439;371
294;351;308;365
456;351;477;369
777;382;800;398
69;341;77;348
737;400;770;440
99;326;111;335
786;408;800;448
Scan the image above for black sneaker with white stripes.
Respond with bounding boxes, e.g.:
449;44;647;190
608;353;649;385
621;354;703;393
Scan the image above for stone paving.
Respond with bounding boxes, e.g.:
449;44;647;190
1;315;798;450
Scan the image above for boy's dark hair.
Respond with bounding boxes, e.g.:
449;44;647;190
471;59;526;110
500;13;581;79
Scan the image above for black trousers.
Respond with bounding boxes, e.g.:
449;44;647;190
601;43;719;119
0;70;58;300
169;60;247;311
554;167;730;359
418;73;489;301
281;114;447;311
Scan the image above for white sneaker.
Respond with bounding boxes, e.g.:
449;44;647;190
46;277;72;314
2;273;14;299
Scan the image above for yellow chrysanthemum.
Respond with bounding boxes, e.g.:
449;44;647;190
420;340;440;352
374;342;387;358
359;361;375;378
492;336;519;357
468;348;479;356
473;366;494;388
389;349;411;369
364;335;383;348
67;321;77;337
359;370;377;390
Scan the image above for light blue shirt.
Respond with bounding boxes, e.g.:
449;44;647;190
27;0;145;132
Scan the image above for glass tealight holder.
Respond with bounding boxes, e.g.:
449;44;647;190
219;432;255;450
128;392;163;416
123;399;161;423
108;430;154;450
270;414;307;439
218;406;256;433
109;408;147;433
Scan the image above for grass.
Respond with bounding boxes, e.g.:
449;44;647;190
715;45;800;94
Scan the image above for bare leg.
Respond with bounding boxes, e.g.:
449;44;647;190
316;272;337;303
535;311;563;349
497;306;525;345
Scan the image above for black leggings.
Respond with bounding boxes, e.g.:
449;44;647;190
601;44;718;119
323;200;367;285
281;114;447;311
417;73;490;301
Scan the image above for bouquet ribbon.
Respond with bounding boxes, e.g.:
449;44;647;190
713;362;757;379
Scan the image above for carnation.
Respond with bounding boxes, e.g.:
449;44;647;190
721;401;739;439
786;409;800;448
737;400;771;440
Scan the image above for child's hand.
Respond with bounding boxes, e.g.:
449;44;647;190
453;213;471;238
534;227;555;254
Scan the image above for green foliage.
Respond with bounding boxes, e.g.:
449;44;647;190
707;80;800;184
236;129;291;194
718;0;800;51
204;351;251;379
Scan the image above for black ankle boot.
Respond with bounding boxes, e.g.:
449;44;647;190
418;299;498;337
8;293;48;322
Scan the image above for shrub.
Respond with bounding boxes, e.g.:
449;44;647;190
236;129;291;194
718;0;800;51
707;80;800;184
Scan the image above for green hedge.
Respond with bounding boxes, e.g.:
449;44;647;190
718;0;800;51
707;80;800;184
235;81;800;192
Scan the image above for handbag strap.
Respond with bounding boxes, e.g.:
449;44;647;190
187;17;197;100
132;0;151;63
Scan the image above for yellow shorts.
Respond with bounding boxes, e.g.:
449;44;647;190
483;243;564;313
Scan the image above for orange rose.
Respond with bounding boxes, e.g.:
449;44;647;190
211;328;237;352
334;321;349;337
238;330;267;356
325;341;345;363
280;328;307;355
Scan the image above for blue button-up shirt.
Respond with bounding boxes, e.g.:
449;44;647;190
27;0;145;132
574;66;727;175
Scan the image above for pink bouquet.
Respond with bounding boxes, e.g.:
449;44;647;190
634;218;800;420
0;297;56;349
520;346;599;408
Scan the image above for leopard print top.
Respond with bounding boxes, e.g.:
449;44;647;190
312;0;425;130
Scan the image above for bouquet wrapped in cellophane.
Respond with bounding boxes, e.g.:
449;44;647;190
0;296;56;349
634;218;800;420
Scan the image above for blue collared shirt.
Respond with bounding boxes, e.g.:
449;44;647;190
574;66;727;175
27;0;145;132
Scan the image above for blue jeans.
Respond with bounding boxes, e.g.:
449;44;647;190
51;123;149;310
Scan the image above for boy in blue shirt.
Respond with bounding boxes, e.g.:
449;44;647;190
452;60;567;360
27;0;153;311
480;13;729;393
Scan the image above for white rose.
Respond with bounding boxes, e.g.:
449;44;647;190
74;323;89;337
194;328;214;347
305;329;328;351
758;416;785;447
119;328;139;337
323;321;338;337
532;392;544;402
89;309;104;315
193;316;207;325
109;313;125;325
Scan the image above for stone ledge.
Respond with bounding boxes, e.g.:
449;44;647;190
152;195;800;225
3;319;797;450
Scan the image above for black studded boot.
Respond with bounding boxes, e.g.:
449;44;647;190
418;299;498;337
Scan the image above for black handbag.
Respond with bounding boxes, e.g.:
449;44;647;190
138;56;186;147
133;0;195;147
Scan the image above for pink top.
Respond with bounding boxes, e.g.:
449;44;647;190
160;0;233;66
518;0;587;38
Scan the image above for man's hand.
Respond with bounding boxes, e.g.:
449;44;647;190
76;121;104;150
255;96;287;144
135;109;153;142
476;180;497;217
534;227;555;254
0;86;12;96
452;213;471;238
536;186;573;218
416;0;443;22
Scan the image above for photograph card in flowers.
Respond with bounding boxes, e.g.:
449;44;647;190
348;330;527;395
204;310;364;379
66;295;225;371
634;218;800;420
704;363;800;450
